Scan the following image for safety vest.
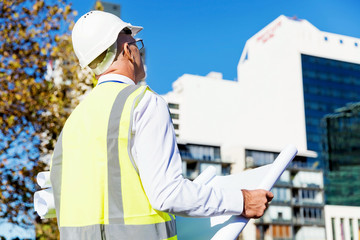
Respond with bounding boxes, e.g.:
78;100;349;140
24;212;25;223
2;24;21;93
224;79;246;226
50;83;177;240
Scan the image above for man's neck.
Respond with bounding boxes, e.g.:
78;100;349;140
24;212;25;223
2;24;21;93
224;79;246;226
97;74;136;85
98;67;137;84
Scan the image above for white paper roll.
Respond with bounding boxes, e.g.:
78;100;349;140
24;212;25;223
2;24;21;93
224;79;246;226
211;219;247;240
36;171;52;189
177;144;298;240
211;144;298;240
258;144;297;190
34;188;56;219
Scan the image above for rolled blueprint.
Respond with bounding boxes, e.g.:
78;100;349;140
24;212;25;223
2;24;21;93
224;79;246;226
37;171;52;189
210;144;297;240
34;188;56;219
258;145;297;189
177;165;273;239
176;144;298;240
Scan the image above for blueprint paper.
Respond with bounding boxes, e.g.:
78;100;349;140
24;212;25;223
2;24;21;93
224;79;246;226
177;145;298;240
208;164;273;190
34;188;56;219
37;171;52;189
176;166;271;240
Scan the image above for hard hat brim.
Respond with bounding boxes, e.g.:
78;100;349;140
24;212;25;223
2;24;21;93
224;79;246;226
129;25;143;37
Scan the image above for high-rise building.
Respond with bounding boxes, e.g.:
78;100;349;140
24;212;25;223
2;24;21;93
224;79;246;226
322;103;360;206
234;16;360;239
236;17;360;240
95;1;121;17
163;15;360;239
237;15;360;163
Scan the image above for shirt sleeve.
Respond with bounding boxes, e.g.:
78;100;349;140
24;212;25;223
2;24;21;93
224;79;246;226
131;90;244;217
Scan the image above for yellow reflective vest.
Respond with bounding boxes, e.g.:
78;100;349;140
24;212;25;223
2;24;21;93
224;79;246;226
50;82;177;240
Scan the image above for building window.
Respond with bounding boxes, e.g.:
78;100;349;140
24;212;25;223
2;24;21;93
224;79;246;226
168;103;179;110
184;162;198;179
297;207;323;223
272;187;290;203
221;164;231;175
324;36;328;41
271;225;291;239
173;124;179;130
256;225;272;240
302;53;360;156
188;145;220;161
349;218;354;240
331;218;336;240
170;113;179;120
340;218;345;240
355;42;358;47
245;149;277;167
340;39;343;44
179;143;221;162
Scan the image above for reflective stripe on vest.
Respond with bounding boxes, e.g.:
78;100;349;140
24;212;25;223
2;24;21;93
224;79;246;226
50;83;177;240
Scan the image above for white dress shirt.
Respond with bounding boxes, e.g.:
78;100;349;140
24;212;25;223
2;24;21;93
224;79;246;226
98;74;244;217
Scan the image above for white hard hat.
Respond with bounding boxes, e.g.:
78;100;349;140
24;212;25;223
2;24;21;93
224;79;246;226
72;11;143;68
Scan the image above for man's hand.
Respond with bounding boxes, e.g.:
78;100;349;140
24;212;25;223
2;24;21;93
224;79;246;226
241;189;274;219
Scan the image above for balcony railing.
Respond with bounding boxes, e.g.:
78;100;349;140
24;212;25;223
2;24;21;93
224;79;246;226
271;199;292;205
255;218;292;225
292;183;322;189
180;151;234;164
274;180;292;187
256;217;325;226
247;161;321;171
292;199;324;206
180;150;221;162
288;162;321;171
293;217;325;225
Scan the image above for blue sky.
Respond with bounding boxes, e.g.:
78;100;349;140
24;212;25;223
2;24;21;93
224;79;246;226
71;0;360;94
3;1;360;238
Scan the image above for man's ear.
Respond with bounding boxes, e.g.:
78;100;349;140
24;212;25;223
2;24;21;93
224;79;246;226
123;42;135;63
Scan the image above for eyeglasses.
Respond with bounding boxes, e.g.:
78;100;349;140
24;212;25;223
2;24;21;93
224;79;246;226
128;38;144;51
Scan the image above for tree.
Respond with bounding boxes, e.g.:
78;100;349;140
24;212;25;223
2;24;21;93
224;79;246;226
0;0;95;238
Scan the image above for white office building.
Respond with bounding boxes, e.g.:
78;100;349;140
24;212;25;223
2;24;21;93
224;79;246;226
162;15;360;239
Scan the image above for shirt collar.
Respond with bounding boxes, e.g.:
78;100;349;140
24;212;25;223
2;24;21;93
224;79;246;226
97;74;135;86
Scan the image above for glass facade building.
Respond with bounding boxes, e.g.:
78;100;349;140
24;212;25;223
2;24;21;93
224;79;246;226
301;54;360;155
322;103;360;206
302;54;360;206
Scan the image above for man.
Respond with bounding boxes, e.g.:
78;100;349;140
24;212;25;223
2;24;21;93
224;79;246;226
50;11;273;239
